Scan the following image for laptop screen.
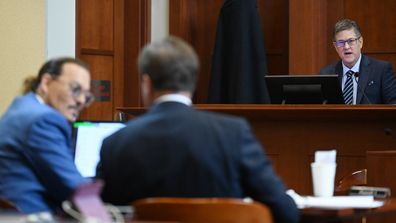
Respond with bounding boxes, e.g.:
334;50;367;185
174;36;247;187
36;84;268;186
72;121;126;178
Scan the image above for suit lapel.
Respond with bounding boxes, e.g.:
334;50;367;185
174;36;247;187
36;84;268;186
356;55;371;104
335;62;343;86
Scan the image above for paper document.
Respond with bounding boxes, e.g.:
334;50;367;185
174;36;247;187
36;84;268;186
303;196;383;209
287;190;384;209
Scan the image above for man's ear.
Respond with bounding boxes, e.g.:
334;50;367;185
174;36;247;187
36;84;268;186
37;73;53;95
141;74;154;107
359;36;363;49
141;74;152;90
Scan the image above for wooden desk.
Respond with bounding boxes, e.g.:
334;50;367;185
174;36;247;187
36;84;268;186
366;150;396;223
301;198;396;223
118;104;396;194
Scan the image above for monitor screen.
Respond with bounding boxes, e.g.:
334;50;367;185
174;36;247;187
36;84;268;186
72;121;126;178
265;74;344;104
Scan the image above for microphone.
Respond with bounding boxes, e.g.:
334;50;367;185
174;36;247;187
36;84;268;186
352;72;372;104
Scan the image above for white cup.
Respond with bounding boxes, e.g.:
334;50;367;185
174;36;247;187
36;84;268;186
311;162;337;197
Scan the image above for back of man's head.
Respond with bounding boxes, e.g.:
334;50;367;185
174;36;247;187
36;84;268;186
138;36;199;93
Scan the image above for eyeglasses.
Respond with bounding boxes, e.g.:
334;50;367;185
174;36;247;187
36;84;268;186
68;82;95;107
334;36;361;48
54;78;94;107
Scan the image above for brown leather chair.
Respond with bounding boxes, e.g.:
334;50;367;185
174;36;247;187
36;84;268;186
335;169;367;194
132;197;273;223
0;198;17;210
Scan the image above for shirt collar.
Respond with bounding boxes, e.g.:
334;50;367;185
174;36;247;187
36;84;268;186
153;94;192;106
342;54;362;75
34;93;45;104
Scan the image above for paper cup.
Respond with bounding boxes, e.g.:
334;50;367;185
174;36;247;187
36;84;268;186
311;162;337;197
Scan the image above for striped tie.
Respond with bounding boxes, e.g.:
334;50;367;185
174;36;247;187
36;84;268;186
343;70;354;104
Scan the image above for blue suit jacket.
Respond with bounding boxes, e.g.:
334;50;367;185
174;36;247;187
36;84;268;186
320;55;396;104
0;92;86;213
97;102;299;223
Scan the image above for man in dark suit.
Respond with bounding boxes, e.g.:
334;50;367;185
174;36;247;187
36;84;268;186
96;37;299;223
320;19;396;104
0;58;93;213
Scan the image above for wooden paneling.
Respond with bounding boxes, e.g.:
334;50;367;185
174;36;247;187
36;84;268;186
120;104;396;194
76;0;150;120
325;0;344;65
124;0;151;107
345;0;396;53
79;55;114;120
169;0;223;103
367;151;396;192
289;0;327;74
367;150;396;223
345;0;396;72
259;0;289;74
78;0;114;51
169;0;289;103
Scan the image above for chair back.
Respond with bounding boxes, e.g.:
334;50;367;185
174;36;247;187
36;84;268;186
132;197;273;223
0;198;18;211
335;169;367;194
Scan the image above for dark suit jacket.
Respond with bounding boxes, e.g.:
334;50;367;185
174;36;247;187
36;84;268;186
320;55;396;104
96;101;299;223
0;92;86;213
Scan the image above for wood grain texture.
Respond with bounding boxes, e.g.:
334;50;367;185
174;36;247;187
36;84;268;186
119;104;396;194
76;0;150;120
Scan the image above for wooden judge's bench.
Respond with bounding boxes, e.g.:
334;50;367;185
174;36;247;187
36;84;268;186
118;104;396;196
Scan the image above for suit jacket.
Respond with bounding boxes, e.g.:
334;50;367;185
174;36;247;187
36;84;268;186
0;92;86;213
320;55;396;104
97;101;299;223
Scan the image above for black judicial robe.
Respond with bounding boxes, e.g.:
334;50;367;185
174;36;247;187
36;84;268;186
207;0;270;103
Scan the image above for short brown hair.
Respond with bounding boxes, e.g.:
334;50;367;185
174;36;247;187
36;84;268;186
138;36;199;93
333;19;362;40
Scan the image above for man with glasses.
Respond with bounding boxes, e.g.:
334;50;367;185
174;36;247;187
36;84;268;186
320;19;396;104
0;57;93;213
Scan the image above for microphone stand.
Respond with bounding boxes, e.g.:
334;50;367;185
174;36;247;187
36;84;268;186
353;72;372;104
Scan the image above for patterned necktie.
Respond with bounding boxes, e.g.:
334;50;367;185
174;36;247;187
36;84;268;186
343;70;354;105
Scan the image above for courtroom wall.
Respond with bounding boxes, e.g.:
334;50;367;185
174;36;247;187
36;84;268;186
0;0;45;115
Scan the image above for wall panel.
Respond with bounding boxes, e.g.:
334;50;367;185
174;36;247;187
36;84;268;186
78;0;114;51
289;0;327;74
76;0;150;120
260;0;289;74
79;55;114;120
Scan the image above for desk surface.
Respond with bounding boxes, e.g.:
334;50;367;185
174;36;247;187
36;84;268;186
301;198;396;223
118;104;396;121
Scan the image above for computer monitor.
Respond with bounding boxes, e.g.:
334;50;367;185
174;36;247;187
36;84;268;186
72;121;126;178
265;74;344;104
